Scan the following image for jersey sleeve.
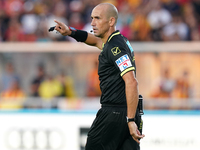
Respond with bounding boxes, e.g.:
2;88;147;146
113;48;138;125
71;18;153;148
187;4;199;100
107;46;135;76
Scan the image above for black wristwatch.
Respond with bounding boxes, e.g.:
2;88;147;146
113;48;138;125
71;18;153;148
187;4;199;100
126;117;135;123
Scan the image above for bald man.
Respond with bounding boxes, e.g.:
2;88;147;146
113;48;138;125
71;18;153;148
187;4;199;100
54;3;144;150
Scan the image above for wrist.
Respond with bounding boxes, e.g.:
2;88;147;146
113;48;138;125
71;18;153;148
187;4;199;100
126;117;135;123
69;26;76;36
68;26;88;42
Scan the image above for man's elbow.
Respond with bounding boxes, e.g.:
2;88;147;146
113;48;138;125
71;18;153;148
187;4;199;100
132;77;138;88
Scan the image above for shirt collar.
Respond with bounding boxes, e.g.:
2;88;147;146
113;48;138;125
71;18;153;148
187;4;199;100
107;30;120;43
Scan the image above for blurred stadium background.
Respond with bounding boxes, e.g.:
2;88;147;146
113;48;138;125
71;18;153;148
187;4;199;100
0;0;200;150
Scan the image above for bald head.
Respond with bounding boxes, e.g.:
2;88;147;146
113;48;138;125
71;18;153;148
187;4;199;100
91;3;118;40
94;3;118;25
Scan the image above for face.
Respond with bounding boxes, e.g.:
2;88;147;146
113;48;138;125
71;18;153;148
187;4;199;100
91;6;110;38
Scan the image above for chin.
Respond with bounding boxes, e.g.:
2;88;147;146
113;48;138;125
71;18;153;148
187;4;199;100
94;32;102;38
94;33;100;37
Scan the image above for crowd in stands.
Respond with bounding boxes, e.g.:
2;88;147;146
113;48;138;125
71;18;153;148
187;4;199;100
0;60;102;109
0;62;77;99
150;68;192;99
0;0;200;42
0;62;79;109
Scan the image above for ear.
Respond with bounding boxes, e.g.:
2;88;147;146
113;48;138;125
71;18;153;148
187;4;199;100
109;17;116;27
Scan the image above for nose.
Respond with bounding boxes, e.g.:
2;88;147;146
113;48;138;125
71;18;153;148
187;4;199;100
91;19;95;26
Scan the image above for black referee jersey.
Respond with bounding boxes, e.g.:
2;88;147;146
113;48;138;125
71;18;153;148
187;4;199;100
98;30;136;105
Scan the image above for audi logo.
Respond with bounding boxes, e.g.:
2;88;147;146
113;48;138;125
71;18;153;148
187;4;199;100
5;128;64;150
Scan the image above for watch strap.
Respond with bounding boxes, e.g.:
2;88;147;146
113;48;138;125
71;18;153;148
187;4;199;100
127;117;135;123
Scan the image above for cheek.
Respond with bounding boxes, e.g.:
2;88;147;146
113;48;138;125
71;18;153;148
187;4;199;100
102;24;109;33
98;21;108;31
96;21;103;29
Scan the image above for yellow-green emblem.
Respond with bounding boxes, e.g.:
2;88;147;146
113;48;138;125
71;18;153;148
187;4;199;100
111;47;121;56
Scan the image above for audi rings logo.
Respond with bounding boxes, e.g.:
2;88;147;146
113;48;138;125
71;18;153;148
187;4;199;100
6;128;64;150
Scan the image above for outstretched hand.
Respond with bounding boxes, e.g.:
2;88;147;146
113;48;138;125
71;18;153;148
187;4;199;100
54;20;71;36
128;122;145;144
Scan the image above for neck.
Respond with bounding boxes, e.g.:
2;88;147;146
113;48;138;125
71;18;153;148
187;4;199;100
101;27;116;44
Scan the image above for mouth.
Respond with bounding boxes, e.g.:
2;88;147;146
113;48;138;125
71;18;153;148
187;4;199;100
93;28;97;32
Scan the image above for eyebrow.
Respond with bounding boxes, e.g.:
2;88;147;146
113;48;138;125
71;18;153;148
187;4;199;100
91;15;100;19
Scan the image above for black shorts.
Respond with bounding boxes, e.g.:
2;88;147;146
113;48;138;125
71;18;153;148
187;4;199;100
85;105;142;150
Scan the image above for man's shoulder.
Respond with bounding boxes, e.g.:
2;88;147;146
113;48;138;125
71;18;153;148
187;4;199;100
108;34;128;50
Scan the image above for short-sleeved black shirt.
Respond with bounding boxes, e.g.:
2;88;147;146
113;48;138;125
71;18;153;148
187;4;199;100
98;30;136;105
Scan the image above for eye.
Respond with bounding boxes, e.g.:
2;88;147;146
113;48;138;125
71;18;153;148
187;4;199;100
96;16;100;19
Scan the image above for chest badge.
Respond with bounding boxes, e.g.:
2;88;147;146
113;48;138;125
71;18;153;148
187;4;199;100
111;47;121;56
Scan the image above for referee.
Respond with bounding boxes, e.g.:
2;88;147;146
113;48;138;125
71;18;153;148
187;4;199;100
53;3;145;150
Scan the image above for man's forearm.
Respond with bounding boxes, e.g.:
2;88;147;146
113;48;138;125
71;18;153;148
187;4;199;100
126;78;139;119
84;33;103;49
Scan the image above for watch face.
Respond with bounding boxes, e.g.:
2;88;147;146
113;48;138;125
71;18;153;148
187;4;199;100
126;116;129;122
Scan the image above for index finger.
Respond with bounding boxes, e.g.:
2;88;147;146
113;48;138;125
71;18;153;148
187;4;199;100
54;20;62;25
138;134;145;139
132;133;145;144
